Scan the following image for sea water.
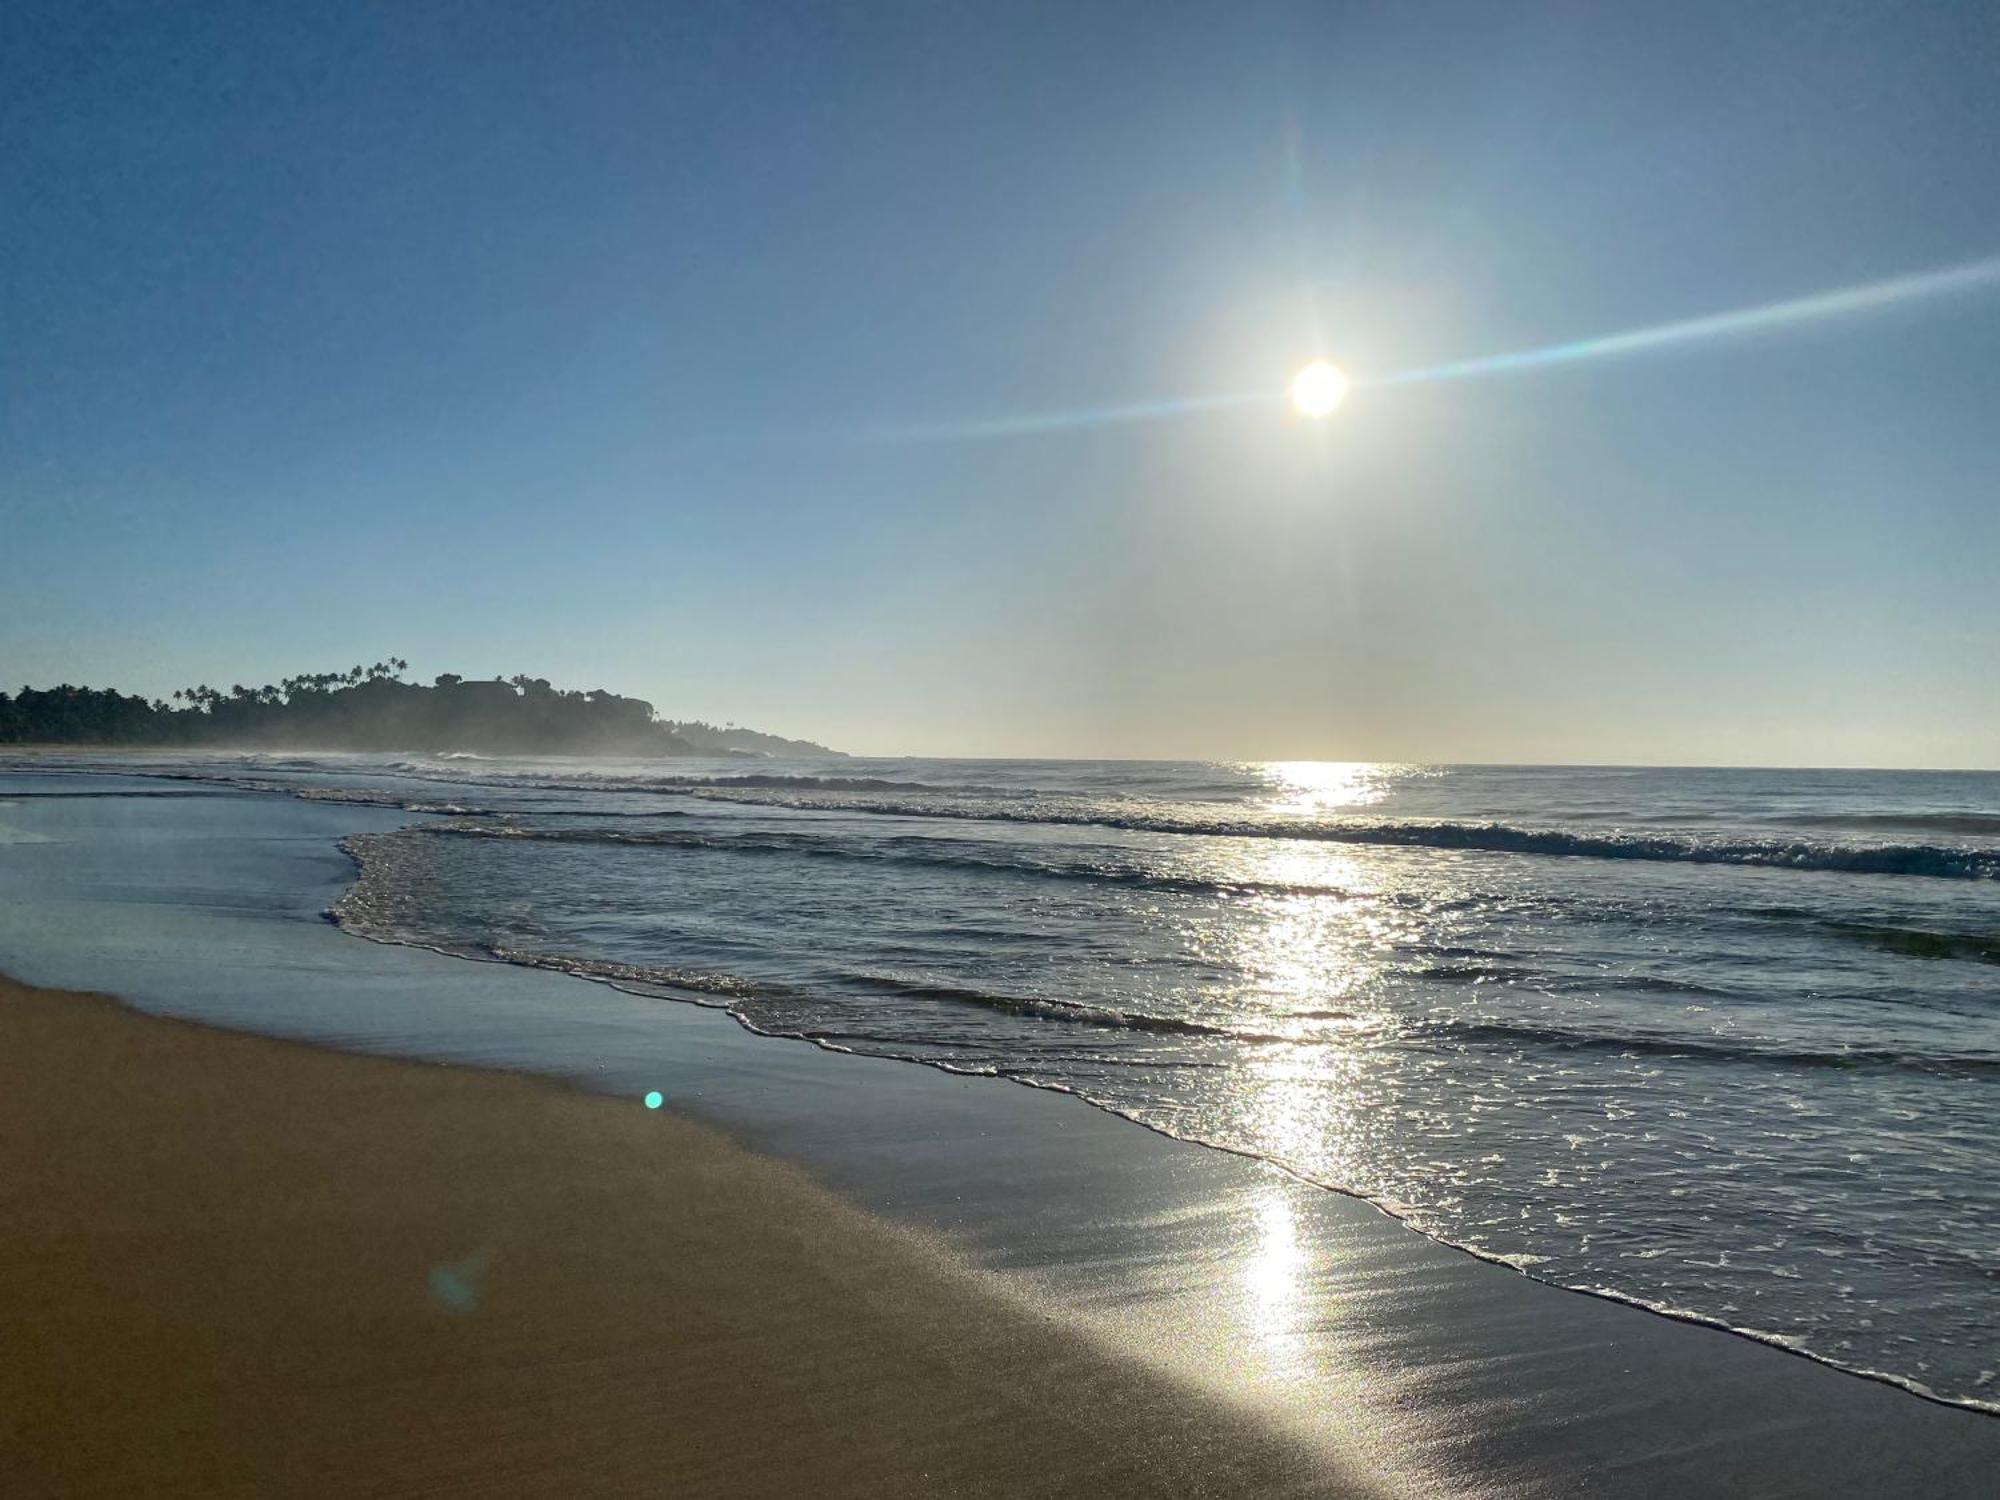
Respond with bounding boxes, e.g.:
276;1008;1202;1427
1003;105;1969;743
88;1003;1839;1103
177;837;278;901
18;752;1999;1409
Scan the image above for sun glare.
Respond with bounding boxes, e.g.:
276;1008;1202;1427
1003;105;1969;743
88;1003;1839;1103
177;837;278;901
1289;360;1348;418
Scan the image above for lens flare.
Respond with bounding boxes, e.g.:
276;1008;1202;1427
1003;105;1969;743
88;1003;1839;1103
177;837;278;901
1364;253;2000;390
857;252;2000;446
862;388;1270;444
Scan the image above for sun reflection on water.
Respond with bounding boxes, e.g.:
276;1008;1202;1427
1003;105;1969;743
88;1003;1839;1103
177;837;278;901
1253;760;1404;816
1242;1188;1308;1373
1210;841;1397;1030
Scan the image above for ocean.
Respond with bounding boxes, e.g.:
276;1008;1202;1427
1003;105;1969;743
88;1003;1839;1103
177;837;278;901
23;752;2000;1410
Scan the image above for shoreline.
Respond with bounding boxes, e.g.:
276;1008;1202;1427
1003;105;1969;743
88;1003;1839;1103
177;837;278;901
5;765;1999;1496
324;827;1999;1424
344;917;2000;1423
0;969;1354;1496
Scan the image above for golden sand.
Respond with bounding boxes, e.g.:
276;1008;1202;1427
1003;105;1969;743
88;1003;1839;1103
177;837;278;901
0;974;1361;1497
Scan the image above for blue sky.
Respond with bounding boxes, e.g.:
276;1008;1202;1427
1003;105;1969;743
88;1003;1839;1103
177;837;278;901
5;2;1998;764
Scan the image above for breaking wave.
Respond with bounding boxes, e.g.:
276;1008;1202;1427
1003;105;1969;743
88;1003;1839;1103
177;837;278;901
426;802;2000;880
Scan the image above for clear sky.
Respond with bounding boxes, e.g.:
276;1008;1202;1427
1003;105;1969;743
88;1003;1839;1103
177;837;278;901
6;2;1998;765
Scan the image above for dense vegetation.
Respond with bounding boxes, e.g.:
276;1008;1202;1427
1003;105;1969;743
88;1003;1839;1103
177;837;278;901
662;721;843;757
0;661;837;758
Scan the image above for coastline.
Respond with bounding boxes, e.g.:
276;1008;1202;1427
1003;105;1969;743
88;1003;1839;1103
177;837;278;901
3;764;1998;1497
0;970;1349;1497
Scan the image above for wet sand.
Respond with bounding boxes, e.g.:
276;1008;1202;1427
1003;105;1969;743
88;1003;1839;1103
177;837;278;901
0;971;1364;1497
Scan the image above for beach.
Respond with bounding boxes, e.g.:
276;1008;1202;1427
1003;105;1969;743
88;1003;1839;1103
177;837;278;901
2;763;1997;1497
15;2;1998;1491
0;971;1347;1497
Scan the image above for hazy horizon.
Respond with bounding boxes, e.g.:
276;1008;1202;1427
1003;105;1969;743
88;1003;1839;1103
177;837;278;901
7;4;1998;768
7;676;1992;776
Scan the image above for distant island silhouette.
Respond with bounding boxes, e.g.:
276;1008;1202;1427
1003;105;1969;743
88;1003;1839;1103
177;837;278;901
0;660;840;759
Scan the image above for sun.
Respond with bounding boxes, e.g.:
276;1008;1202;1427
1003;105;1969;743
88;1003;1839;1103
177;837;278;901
1289;360;1349;418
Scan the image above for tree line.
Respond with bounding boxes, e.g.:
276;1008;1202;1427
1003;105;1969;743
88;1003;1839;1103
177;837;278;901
0;661;707;756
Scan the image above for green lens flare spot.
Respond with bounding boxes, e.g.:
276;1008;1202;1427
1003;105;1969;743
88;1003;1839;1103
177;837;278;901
643;1090;663;1110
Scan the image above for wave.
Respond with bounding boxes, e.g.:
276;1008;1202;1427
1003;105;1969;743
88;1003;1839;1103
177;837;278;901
413;820;1394;901
401;823;2000;1000
353;838;1980;1069
479;945;758;1003
416;816;2000;913
317;816;2000;1414
108;769;505;816
528;792;2000;881
336;937;1305;1051
1742;904;2000;967
659;772;1016;794
345;908;1998;1075
1412;962;1734;998
1820;922;2000;966
331;834;1340;1046
0;787;244;799
295;788;501;815
1422;1017;2000;1078
407;768;1020;796
1776;811;2000;838
832;972;1316;1042
114;759;2000;883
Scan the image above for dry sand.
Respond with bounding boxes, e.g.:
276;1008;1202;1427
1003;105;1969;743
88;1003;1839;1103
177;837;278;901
0;972;1368;1497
